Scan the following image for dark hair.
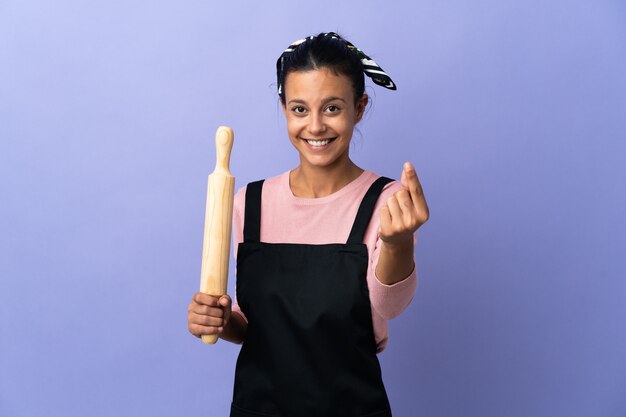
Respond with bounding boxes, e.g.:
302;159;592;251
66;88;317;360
277;33;365;105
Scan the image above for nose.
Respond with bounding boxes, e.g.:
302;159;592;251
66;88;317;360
307;112;326;136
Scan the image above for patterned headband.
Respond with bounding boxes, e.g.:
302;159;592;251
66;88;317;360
277;32;397;94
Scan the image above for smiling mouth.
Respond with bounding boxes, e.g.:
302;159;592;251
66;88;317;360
302;137;337;147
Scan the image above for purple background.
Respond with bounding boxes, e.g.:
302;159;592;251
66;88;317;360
1;1;625;416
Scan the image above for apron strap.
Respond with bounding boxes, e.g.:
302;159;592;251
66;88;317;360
243;180;265;243
346;176;394;244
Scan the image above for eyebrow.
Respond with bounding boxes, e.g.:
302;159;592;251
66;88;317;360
287;96;347;106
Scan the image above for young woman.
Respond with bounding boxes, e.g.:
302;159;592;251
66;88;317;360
188;32;429;416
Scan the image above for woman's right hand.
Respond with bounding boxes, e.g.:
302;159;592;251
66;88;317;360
187;292;232;338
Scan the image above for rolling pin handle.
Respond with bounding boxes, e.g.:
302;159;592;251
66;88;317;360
215;126;234;175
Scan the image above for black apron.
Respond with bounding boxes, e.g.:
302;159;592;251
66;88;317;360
231;177;393;417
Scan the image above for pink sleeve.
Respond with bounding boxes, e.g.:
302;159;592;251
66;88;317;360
365;181;418;320
230;187;248;323
367;237;418;320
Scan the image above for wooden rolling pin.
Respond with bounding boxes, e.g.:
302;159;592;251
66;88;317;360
199;126;235;344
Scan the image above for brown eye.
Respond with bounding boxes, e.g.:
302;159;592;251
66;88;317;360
291;106;306;114
326;105;340;113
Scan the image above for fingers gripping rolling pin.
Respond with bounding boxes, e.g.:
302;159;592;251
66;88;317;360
199;126;235;344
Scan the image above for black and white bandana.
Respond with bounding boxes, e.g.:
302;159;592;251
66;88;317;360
277;32;397;94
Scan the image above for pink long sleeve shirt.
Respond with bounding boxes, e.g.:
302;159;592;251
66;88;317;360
231;170;417;352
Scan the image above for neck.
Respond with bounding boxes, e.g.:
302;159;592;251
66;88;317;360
289;160;364;198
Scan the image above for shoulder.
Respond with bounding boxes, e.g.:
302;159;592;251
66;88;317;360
363;170;402;197
361;172;403;222
234;171;290;209
381;178;403;197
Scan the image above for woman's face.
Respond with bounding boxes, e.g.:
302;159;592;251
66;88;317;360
281;68;367;170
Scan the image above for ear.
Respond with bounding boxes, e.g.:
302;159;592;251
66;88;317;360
281;100;287;116
354;94;368;123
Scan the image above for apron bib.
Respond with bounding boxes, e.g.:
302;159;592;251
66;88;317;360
231;177;393;417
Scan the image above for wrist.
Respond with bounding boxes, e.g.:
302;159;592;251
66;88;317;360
381;238;413;254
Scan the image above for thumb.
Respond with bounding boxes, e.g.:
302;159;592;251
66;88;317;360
401;162;412;189
218;294;231;307
219;294;232;320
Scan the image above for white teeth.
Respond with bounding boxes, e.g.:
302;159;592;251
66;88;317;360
306;139;331;147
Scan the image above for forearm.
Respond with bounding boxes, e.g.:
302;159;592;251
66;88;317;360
375;240;415;285
220;311;248;344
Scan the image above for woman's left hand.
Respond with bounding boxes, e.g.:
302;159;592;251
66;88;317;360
379;162;430;247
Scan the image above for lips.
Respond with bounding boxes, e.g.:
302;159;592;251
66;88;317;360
302;137;337;148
